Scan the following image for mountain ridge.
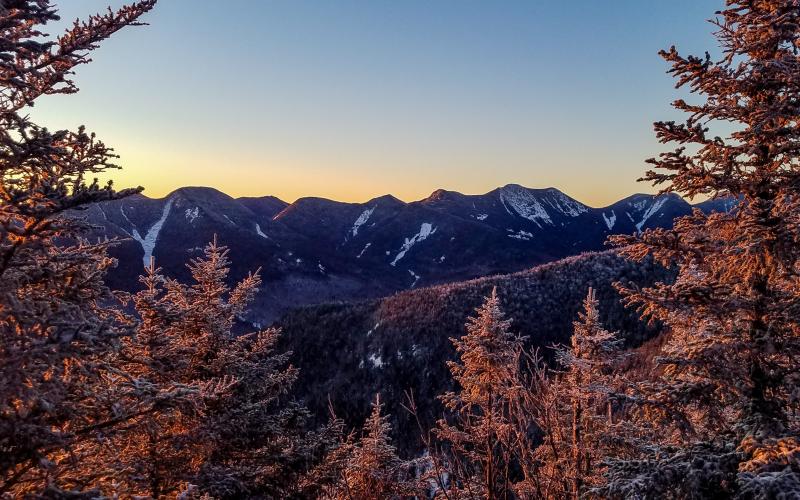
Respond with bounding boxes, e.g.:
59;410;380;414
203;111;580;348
129;183;718;211
82;183;733;323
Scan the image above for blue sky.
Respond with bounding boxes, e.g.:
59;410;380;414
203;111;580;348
33;1;723;205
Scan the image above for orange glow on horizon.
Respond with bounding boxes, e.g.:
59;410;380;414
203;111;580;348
101;154;657;209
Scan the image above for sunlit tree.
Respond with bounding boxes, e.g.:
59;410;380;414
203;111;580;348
532;288;623;499
324;394;424;500
111;241;338;498
0;1;157;495
607;1;800;496
434;288;536;498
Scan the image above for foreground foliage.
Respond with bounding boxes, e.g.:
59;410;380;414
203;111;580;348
0;2;338;497
431;288;536;498
605;0;800;496
0;1;157;495
109;241;338;498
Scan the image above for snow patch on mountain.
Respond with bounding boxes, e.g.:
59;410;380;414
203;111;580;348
603;211;617;230
119;205;135;230
409;269;421;288
366;322;380;336
720;198;736;211
185;207;199;223
544;190;588;217
351;206;375;238
499;185;551;227
475;213;488;221
255;223;269;239
368;353;384;369
500;197;514;217
508;230;534;241
636;197;667;232
357;242;371;258
125;197;174;266
390;223;437;266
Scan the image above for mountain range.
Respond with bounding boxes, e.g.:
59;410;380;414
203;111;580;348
81;183;733;323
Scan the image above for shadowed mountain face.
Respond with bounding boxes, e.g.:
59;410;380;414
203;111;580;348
81;184;730;323
277;250;673;453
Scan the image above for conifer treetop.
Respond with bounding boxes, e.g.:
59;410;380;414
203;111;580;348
605;1;800;496
644;0;800;200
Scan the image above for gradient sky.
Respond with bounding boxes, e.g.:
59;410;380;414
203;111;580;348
32;1;724;206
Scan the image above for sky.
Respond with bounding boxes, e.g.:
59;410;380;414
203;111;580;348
31;1;725;206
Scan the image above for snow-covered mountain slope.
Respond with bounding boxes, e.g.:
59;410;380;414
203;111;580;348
601;193;693;235
79;184;727;323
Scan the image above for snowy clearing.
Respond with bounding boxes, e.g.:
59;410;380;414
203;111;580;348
408;269;421;288
508;230;534;241
124;198;174;266
368;353;384;368
500;185;550;227
636;197;667;232
357;242;371;258
390;223;437;266
603;211;617;230
184;207;199;223
350;206;376;238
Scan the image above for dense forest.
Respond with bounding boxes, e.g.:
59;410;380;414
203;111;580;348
278;250;670;452
1;0;799;498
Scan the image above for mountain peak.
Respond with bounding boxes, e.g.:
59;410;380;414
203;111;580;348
237;195;289;220
499;183;558;192
500;183;528;192
237;194;287;204
496;183;588;223
367;194;405;206
423;188;465;203
168;186;233;202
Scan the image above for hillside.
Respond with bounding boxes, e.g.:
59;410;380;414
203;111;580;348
277;250;672;451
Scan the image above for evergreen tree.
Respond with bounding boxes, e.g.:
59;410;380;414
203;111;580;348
100;260;230;497
434;288;536;499
532;288;623;499
113;240;338;498
607;1;800;496
0;1;157;495
325;394;424;500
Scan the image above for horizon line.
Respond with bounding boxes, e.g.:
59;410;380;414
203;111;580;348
127;183;715;210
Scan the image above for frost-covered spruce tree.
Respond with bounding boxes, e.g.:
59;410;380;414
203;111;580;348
607;1;800;497
97;261;230;498
434;288;535;498
0;1;157;495
533;288;623;499
115;241;337;498
325;394;424;500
